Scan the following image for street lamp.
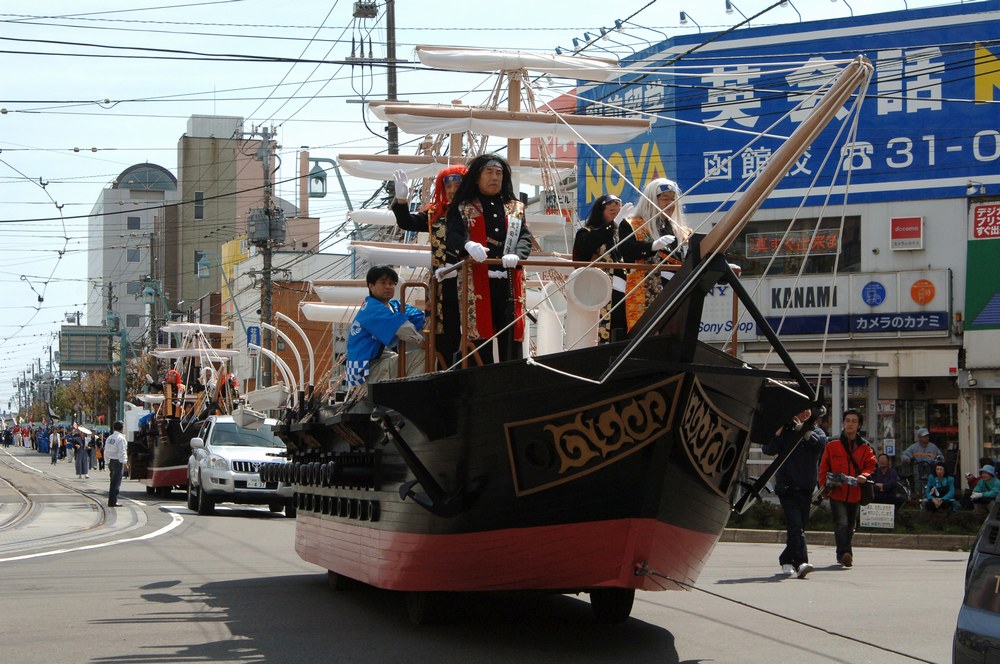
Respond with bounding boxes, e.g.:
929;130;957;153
725;0;748;22
679;11;701;32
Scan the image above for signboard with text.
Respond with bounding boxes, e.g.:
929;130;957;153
696;269;952;342
890;216;923;250
966;203;1000;329
578;3;1000;213
860;503;896;529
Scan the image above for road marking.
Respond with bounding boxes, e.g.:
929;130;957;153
0;509;184;563
1;450;43;474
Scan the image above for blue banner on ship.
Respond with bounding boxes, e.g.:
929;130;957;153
577;2;1000;214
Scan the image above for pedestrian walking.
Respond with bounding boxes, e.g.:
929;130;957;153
763;408;828;579
72;432;90;478
818;408;876;568
104;421;128;507
49;428;61;465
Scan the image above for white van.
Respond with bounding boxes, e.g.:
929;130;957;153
186;415;292;516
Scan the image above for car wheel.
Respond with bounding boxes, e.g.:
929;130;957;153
285;497;297;518
268;502;283;513
145;486;155;496
186;480;197;510
195;477;215;516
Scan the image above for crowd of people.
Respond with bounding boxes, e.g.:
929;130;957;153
1;423;107;476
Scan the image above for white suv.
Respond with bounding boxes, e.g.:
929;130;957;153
186;415;292;516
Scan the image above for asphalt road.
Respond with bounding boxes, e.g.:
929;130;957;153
1;445;966;663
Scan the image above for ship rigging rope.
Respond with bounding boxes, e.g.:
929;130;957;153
636;564;934;664
519;60;872;385
729;64;873;388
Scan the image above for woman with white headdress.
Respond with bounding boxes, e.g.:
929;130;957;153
617;177;692;331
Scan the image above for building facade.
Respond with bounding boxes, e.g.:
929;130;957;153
87;162;179;345
572;1;1000;475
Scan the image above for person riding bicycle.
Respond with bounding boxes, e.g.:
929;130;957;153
901;428;943;497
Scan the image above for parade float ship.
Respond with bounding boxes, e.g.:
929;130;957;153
254;48;872;623
129;322;241;495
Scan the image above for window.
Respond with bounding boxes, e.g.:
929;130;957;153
194;250;210;277
125;314;141;328
126;248;140;263
731;216;862;278
126;216;141;230
194;191;205;220
126;281;142;296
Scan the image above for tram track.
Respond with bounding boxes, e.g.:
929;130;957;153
0;449;109;541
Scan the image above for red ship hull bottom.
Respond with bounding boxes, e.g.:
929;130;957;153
143;465;187;489
295;515;719;592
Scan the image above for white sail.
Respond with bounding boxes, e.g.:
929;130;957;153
347;209;397;226
160;322;228;334
370;102;651;145
311;281;371;305
336;153;575;186
300;302;358;324
415;45;622;82
351;241;432;269
152;348;241;359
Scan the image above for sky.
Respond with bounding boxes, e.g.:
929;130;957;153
0;0;963;412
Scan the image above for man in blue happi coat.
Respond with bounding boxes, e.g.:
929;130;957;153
345;265;426;387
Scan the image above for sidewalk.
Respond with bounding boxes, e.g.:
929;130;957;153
722;527;976;552
5;445;113;494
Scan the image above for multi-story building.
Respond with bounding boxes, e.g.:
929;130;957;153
572;2;1000;476
86;162;179;345
169;115;267;318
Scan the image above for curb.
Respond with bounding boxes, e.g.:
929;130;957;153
722;528;975;552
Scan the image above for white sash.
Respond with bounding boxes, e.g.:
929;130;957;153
503;211;523;256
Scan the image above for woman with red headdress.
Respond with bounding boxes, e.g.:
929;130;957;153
392;164;467;369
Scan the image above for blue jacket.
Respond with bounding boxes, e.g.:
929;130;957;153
345;296;424;387
925;474;955;502
972;476;1000;499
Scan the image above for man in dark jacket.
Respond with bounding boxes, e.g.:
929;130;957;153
763;409;828;579
818;408;877;568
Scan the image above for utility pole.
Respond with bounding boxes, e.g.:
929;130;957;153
386;0;398;155
350;0;398;155
246;125;285;389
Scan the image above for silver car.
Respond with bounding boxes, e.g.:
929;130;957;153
186;415;292;516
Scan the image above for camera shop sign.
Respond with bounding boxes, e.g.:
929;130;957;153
759;270;950;337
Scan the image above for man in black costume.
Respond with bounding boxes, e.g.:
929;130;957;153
445;154;533;364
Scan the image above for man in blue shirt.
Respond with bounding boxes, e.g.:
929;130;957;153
345;265;426;387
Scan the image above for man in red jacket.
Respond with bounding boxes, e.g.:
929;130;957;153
818;408;877;568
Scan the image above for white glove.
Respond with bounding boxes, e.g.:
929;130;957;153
651;234;676;252
464;241;488;262
501;254;519;268
434;266;457;281
972;492;983;500
613;202;634;224
392;169;409;202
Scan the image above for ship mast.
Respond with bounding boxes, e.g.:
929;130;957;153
700;55;873;257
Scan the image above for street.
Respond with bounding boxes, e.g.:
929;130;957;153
1;446;965;663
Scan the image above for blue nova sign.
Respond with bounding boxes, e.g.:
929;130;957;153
578;2;1000;213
